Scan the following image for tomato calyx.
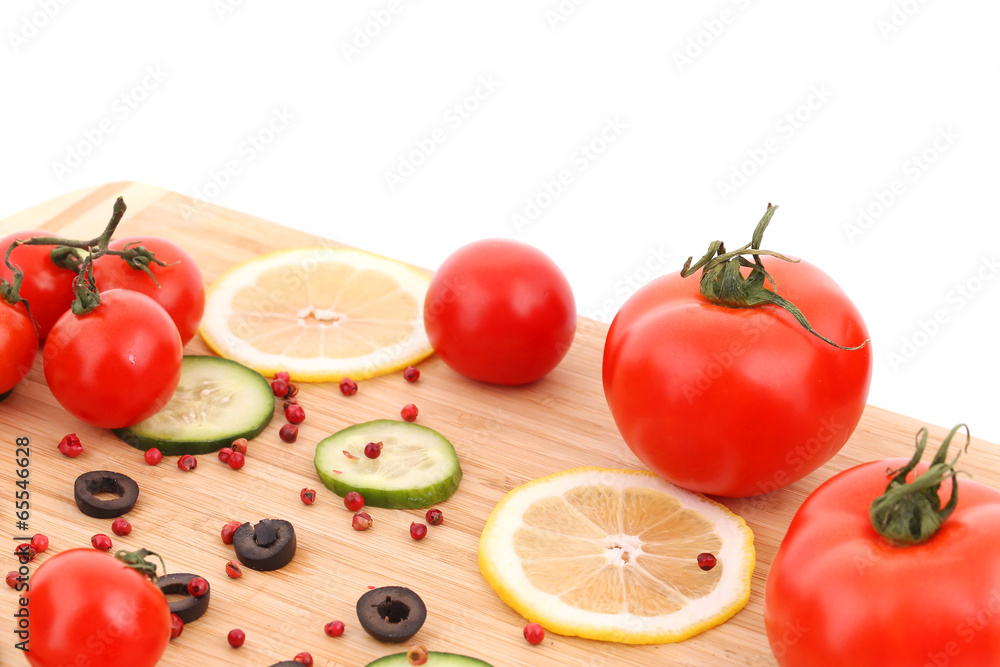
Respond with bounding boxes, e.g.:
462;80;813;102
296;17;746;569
112;240;179;287
0;268;37;331
681;203;868;351
869;423;969;546
114;547;167;582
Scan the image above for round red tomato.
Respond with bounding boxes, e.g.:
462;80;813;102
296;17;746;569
0;298;38;396
24;548;171;667
92;236;205;345
43;289;182;428
603;258;871;497
424;239;576;385
764;453;1000;665
0;229;78;340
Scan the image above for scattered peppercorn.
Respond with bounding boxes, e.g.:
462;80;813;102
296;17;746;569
339;377;358;396
57;433;83;458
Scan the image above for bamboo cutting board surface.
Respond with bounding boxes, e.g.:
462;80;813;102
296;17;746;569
2;182;998;667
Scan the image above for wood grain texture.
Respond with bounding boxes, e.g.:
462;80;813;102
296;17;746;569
2;183;997;667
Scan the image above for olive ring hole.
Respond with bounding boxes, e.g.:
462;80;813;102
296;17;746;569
376;597;410;624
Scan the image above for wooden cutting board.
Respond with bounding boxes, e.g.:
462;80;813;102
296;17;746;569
2;182;997;667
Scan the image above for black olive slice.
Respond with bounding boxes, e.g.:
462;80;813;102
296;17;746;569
356;586;427;643
156;573;210;623
74;471;139;518
233;519;296;571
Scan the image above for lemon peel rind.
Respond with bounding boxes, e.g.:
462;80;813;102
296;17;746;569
198;246;433;382
478;467;755;644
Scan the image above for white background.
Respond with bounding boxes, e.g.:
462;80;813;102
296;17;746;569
2;0;998;445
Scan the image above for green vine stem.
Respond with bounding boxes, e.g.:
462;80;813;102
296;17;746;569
114;547;167;582
1;196;174;317
681;203;869;350
870;424;969;546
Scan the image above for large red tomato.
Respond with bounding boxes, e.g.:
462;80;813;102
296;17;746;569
764;429;1000;665
43;289;182;428
92;236;205;345
0;297;38;396
603;239;871;497
23;548;171;667
424;239;576;385
0;229;78;340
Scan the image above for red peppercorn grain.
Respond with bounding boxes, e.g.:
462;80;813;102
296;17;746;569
111;518;132;536
144;447;163;465
170;614;184;639
524;622;545;645
339;377;358;396
218;447;233;463
274;371;290;382
271;378;289;397
225;560;243;579
57;433;83;458
409;522;427;541
177;454;197;471
221;520;242;545
187;576;209;597
228;451;246;470
6;571;20;589
227;628;246;648
14;544;35;563
425;509;443;526
91;534;112;552
697;552;717;571
294;652;313;666
279;423;298;443
403;366;420;382
407;645;429;665
230;438;248;455
400;403;418;422
344;491;364;512
300;488;317;505
364;441;382;459
285;403;305;424
352;511;373;531
324;620;345;637
30;534;49;553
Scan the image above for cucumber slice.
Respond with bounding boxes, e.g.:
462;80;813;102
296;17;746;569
365;652;494;666
114;355;274;455
314;420;462;509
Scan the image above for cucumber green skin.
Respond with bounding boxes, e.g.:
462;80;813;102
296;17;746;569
314;420;462;509
113;418;272;455
365;651;494;666
113;356;274;455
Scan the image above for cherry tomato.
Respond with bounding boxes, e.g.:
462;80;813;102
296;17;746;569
92;236;205;345
25;548;171;667
43;289;182;428
0;298;38;396
0;229;78;340
603;258;871;497
764;451;1000;665
424;239;576;385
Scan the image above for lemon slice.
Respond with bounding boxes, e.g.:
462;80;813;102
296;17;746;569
478;467;755;644
199;247;433;381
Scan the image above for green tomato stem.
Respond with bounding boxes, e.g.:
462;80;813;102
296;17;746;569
0;197;174;317
869;424;969;546
114;547;167;582
681;203;869;350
